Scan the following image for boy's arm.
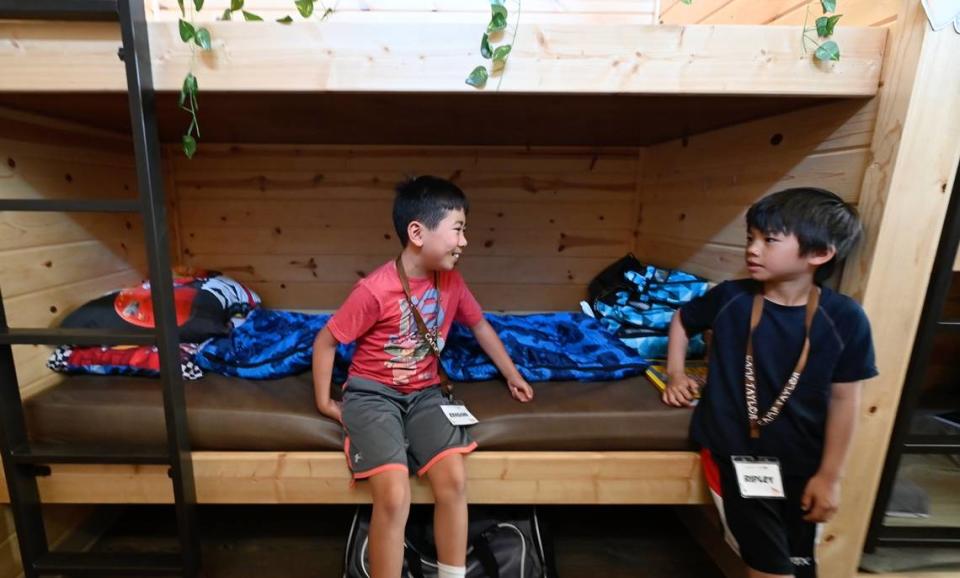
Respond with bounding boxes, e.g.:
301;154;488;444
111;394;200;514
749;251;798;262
802;380;862;522
469;318;534;402
662;311;700;407
312;326;343;423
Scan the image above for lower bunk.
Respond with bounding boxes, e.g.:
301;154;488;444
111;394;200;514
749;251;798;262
2;373;709;505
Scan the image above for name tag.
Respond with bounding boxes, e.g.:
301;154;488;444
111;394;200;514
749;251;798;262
440;404;479;426
731;456;785;499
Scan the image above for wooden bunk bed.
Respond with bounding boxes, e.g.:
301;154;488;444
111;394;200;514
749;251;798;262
0;1;958;577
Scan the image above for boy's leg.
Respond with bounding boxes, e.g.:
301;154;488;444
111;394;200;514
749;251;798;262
425;452;468;567
340;378;414;578
782;475;820;578
405;386;476;574
368;469;411;578
703;450;799;577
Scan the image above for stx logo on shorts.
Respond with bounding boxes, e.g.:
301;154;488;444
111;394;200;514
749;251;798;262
790;557;813;566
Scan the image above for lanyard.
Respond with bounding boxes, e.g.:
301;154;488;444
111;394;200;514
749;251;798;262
744;287;819;439
395;256;452;396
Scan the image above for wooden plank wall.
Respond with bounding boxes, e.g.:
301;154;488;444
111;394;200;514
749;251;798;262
168;146;640;312
0;109;146;578
636;97;877;280
659;0;900;27
0;110;147;398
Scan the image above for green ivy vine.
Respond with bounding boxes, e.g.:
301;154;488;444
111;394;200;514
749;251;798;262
466;0;520;90
678;0;842;62
176;0;334;158
803;0;842;62
176;0;212;159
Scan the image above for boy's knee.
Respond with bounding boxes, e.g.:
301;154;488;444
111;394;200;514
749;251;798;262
432;465;467;504
374;479;411;518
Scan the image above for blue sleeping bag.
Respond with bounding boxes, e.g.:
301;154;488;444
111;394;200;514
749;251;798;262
196;309;649;382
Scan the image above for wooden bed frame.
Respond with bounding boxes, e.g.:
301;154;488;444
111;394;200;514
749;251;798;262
0;451;709;505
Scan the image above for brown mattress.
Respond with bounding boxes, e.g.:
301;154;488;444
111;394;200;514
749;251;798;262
24;373;694;452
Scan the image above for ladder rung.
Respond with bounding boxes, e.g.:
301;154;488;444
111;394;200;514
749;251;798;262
33;551;183;576
11;444;170;466
0;0;118;22
0;199;140;213
0;328;155;346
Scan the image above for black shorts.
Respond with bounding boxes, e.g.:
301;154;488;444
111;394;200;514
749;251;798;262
702;449;820;577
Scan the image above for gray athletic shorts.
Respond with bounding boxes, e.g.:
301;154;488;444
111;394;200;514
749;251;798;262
340;376;477;479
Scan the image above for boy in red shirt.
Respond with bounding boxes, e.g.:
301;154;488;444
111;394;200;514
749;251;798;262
313;176;534;578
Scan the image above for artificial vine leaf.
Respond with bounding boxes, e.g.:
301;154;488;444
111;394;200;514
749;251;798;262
491;3;508;20
177;0;185;16
481;34;492;59
179;72;198;107
221;8;232;20
815;40;840;61
493;44;512;62
231;0;244;10
465;66;489;88
178;82;189;107
195;27;212;50
295;0;314;18
820;0;836;13
183;134;197;159
277;15;294;23
193;0;204;10
487;12;507;33
242;10;263;21
178;19;195;42
815;14;842;37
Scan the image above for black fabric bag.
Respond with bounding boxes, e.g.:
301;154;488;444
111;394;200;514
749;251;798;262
343;505;555;578
586;253;645;309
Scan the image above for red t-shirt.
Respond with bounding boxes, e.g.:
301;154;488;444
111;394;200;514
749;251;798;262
326;260;484;393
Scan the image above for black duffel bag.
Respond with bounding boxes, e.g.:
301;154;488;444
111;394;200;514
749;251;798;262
343;505;555;578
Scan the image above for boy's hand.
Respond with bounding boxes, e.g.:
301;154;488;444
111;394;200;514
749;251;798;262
506;375;534;403
801;473;841;522
662;373;699;407
317;399;343;424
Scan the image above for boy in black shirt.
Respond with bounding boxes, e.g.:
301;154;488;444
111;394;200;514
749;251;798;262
663;188;878;578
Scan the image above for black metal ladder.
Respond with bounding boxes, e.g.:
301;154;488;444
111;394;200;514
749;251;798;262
0;0;200;575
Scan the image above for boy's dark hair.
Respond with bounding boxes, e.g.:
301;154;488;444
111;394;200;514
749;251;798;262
746;187;863;283
393;176;469;247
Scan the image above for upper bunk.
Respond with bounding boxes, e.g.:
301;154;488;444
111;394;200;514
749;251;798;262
0;0;887;97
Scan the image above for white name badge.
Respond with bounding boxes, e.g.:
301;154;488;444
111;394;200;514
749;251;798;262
440;404;479;426
731;456;786;499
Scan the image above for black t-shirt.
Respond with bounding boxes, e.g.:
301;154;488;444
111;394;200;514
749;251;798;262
680;279;878;476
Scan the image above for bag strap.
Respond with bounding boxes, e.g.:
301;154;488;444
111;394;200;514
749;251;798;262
395;255;452;396
471;531;501;578
403;544;425;578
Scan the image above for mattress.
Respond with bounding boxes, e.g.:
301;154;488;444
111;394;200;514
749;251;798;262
24;373;694;452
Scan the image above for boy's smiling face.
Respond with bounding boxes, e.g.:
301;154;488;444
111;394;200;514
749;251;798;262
409;208;468;272
745;227;834;283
